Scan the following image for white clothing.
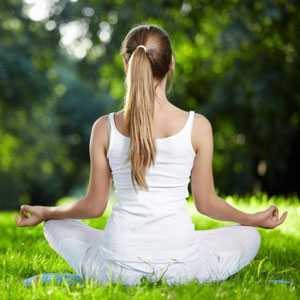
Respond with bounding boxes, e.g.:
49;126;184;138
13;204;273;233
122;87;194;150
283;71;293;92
43;110;261;286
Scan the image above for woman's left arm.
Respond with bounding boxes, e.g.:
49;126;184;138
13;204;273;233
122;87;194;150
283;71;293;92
190;114;288;229
15;116;112;227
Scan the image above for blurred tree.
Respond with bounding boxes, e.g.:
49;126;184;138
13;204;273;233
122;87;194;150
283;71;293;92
0;0;299;209
0;0;110;208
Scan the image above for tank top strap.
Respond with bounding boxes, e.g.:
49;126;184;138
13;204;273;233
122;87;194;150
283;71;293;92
186;110;195;136
108;112;115;138
108;113;111;136
107;112;116;157
183;110;196;155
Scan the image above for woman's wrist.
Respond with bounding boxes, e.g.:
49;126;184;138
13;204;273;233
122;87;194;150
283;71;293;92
244;213;257;227
42;206;53;221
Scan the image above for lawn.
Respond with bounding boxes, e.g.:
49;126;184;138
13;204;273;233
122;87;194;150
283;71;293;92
1;192;299;299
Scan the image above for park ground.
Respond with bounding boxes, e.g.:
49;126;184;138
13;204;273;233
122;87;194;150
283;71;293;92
0;193;299;299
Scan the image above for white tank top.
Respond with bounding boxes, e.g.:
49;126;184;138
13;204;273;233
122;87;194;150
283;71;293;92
98;110;200;263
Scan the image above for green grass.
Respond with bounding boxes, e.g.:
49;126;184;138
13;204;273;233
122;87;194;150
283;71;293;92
1;192;299;299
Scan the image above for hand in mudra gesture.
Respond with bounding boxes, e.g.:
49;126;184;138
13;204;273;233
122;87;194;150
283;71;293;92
14;205;46;227
251;204;288;229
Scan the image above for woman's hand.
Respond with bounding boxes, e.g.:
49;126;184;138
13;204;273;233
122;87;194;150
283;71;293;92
249;204;288;229
14;205;47;227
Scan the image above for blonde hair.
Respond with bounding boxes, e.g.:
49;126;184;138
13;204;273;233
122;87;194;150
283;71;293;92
120;24;175;192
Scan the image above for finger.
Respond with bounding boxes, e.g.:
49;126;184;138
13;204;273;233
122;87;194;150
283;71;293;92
268;205;277;218
275;211;288;227
24;205;33;213
20;206;30;219
20;205;25;215
20;218;30;227
20;209;28;220
272;209;279;222
268;205;277;219
269;204;276;211
21;205;29;214
273;205;279;219
14;214;21;226
280;211;288;221
14;214;28;227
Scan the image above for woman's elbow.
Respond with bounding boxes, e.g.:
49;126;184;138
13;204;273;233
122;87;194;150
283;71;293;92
90;209;104;219
197;205;209;215
193;195;213;215
85;198;106;219
91;204;107;218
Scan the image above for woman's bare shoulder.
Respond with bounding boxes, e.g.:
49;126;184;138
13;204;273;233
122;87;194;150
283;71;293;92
90;115;110;148
192;113;213;153
194;113;212;131
92;115;109;133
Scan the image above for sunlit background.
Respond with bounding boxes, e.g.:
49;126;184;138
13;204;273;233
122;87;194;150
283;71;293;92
0;0;299;210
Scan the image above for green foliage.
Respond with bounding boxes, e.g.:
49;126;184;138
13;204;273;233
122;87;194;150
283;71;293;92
0;0;299;208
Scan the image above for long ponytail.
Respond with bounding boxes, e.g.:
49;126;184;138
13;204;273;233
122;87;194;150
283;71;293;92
121;24;174;192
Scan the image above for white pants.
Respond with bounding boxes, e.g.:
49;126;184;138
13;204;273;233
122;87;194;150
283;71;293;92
43;219;261;286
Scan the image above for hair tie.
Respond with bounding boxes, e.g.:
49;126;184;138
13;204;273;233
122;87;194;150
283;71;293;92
136;45;146;52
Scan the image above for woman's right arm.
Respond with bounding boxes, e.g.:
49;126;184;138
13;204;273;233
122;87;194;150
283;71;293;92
190;114;288;229
14;116;112;227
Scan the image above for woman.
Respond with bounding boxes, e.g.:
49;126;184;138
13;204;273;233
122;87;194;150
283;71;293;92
15;24;288;286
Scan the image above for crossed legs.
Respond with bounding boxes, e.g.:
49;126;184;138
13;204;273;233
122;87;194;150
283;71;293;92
43;219;261;284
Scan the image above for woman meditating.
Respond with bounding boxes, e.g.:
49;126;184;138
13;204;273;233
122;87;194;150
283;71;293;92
15;24;288;286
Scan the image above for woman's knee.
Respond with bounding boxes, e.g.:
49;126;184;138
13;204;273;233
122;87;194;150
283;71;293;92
43;219;62;235
248;226;261;246
43;219;67;250
243;226;261;258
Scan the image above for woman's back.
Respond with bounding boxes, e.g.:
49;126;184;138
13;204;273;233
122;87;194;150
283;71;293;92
113;105;195;141
99;109;200;263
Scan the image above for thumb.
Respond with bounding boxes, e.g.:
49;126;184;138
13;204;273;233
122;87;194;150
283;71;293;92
21;204;33;214
266;204;276;215
268;204;277;211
